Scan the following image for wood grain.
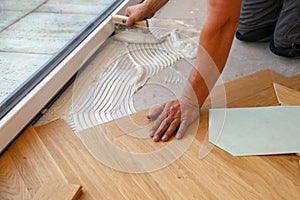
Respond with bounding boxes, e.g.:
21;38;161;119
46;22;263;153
37;71;300;199
35;120;163;200
1;70;300;199
31;181;82;200
0;153;31;200
283;74;300;90
202;69;285;111
273;82;300;165
78;111;300;199
7;126;66;196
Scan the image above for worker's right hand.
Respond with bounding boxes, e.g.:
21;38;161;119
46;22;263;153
125;3;155;28
147;95;200;142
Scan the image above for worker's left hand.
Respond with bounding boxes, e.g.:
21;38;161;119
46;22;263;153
125;3;155;28
148;96;200;142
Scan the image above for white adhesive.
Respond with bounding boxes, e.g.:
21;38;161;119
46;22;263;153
72;22;200;131
69;16;212;173
114;31;164;44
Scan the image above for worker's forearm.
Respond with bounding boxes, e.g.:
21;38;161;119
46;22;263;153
143;0;169;14
189;25;238;107
186;0;242;107
201;0;241;71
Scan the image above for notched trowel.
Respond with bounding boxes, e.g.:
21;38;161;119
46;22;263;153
111;14;161;43
111;14;193;43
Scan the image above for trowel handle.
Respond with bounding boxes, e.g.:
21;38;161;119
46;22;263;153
111;15;148;28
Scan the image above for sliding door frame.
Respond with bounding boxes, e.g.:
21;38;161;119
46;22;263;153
0;0;141;153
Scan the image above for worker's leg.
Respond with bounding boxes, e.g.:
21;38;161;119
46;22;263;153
236;0;283;42
270;0;300;58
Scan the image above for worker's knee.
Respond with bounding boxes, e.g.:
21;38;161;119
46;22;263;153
271;17;300;58
235;0;300;58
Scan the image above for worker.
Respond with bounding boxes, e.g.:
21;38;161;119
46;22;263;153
125;0;300;142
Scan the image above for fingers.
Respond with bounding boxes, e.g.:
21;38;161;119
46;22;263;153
125;7;135;27
147;99;194;142
175;120;188;139
153;116;174;142
149;110;167;138
147;105;164;120
126;16;135;28
161;118;180;141
150;105;181;142
125;7;130;16
150;116;188;142
125;4;154;28
125;5;141;28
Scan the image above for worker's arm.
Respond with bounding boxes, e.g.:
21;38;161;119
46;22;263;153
126;0;242;142
184;0;243;118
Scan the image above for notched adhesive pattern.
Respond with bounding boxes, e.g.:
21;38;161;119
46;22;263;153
72;25;199;131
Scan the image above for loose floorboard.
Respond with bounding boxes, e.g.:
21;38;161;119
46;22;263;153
273;83;300;105
202;69;285;110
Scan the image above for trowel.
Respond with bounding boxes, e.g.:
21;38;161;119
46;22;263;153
111;14;196;42
111;14;149;29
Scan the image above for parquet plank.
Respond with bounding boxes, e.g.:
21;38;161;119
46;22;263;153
83;109;300;199
273;83;300;105
282;74;300;90
35;120;164;200
2;70;300;199
202;69;286;110
73;69;300;199
31;180;82;200
7;126;66;196
0;153;31;200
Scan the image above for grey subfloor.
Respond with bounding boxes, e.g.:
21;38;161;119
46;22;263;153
0;0;112;103
35;0;300;127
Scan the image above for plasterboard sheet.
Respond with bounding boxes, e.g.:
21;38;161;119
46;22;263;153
209;106;300;156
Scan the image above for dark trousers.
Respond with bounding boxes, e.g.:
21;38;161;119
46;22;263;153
237;0;300;51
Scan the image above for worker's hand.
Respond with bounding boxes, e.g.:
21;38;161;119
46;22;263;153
148;96;200;142
125;3;155;27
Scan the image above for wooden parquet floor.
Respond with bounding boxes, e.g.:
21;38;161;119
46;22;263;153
1;70;300;199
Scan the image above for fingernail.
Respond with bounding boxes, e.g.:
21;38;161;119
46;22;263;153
175;133;182;139
149;130;154;137
153;135;160;142
162;135;167;141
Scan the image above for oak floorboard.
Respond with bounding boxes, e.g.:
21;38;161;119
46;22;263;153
283;74;300;90
7;126;66;196
80;109;300;199
31;180;82;200
202;69;286;110
273;83;300;105
2;70;299;199
74;70;299;199
35;120;162;200
0;153;31;200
